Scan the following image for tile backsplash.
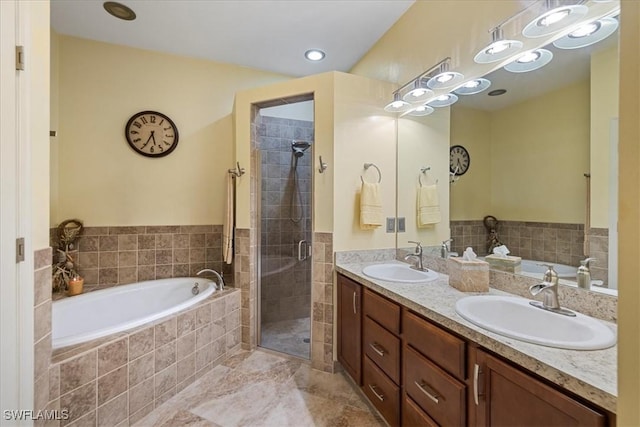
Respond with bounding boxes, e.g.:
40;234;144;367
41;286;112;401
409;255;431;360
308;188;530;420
50;225;233;294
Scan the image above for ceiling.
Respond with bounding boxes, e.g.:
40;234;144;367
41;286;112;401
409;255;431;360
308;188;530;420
50;0;415;77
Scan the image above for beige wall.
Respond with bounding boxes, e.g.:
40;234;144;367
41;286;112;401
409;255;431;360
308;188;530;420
397;108;451;245
591;46;620;229
490;81;589;223
53;35;289;227
618;1;640;424
31;3;50;249
449;106;492;220
332;72;397;251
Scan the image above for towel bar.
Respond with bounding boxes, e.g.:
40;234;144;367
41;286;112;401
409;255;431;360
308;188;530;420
361;163;382;184
228;162;245;178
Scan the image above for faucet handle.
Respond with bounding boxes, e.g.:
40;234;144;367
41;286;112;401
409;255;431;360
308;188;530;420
408;240;422;247
536;264;558;283
580;257;596;267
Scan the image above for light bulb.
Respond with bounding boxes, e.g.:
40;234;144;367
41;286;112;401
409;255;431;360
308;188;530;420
463;80;481;88
487;41;511;55
436;73;455;83
539;9;570;27
517;51;541;63
570;22;600;38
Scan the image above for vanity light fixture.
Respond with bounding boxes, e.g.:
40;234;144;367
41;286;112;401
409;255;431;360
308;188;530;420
522;0;588;38
454;78;492;96
304;49;326;61
427;62;464;90
474;27;524;64
553;17;618;49
407;105;435;117
384;93;412;113
103;1;136;21
426;93;458;108
504;48;553;73
402;79;435;103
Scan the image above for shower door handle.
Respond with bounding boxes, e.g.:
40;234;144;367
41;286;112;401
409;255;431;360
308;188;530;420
298;240;309;261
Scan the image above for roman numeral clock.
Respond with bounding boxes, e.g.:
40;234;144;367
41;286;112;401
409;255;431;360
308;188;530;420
125;111;179;157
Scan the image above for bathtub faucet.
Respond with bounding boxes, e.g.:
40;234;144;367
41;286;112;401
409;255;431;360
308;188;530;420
196;269;226;291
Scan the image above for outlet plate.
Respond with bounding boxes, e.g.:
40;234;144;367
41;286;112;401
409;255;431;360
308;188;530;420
386;217;396;233
397;217;406;233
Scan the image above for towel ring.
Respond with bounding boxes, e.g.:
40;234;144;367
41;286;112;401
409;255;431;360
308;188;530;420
361;163;382;184
419;167;438;186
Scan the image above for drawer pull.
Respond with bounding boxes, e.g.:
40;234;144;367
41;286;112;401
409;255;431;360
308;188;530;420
414;380;440;404
369;342;386;357
353;291;357;314
368;384;385;402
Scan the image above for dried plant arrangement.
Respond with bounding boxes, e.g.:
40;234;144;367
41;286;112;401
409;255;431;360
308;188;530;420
52;218;84;292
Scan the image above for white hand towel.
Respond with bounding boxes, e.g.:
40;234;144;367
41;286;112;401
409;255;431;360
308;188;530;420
360;182;383;230
417;184;441;227
222;173;234;264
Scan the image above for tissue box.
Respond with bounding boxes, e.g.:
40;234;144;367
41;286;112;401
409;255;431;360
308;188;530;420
447;257;489;292
485;254;522;274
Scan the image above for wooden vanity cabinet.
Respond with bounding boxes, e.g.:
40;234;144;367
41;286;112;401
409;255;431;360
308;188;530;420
337;274;362;385
471;347;607;427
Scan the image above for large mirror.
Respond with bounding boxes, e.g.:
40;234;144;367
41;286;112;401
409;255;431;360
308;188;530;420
397;13;619;293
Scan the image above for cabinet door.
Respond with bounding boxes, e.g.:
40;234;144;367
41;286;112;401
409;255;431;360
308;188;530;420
473;349;606;427
337;274;362;385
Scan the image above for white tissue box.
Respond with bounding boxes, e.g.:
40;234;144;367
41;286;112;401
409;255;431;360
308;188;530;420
447;257;489;293
485;254;522;274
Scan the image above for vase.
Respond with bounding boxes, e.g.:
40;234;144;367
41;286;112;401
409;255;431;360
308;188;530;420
67;276;84;296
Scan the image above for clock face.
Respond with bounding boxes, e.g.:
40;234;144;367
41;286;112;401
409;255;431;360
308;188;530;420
125;111;179;157
450;145;470;176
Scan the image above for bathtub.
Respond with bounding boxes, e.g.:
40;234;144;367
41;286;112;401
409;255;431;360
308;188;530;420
52;277;216;349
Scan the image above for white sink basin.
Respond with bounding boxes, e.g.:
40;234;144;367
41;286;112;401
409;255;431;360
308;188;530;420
455;296;616;350
362;263;438;283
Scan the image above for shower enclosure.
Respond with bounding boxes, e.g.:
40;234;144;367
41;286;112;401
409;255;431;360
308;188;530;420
256;100;314;359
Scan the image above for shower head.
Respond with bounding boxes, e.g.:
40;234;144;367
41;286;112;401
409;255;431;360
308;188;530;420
292;140;311;158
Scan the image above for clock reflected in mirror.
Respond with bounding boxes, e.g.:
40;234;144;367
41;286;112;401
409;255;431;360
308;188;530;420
450;144;470;176
125;110;179;157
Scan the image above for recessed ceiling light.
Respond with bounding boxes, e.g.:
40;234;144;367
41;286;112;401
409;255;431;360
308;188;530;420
488;89;507;96
305;49;326;61
103;1;136;21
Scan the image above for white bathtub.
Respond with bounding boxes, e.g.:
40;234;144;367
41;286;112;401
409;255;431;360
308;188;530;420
52;277;216;349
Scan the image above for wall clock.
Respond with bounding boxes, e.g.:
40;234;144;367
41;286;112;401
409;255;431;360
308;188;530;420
125;111;179;157
450;145;470;176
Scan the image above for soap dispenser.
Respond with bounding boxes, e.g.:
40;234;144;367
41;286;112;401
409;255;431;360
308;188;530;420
577;258;596;289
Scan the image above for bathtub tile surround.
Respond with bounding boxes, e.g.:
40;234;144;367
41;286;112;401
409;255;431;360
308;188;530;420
39;289;240;427
133;350;384;427
235;228;257;349
50;224;233;294
588;227;609;284
34;247;53;421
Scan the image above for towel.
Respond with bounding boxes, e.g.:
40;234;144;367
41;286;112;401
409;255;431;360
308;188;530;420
222;173;234;264
360;182;383;230
417;184;441;227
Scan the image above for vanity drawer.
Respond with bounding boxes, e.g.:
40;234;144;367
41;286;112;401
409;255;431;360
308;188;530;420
403;310;466;380
363;356;400;427
364;288;400;334
363;315;400;384
404;345;466;427
403;395;439;427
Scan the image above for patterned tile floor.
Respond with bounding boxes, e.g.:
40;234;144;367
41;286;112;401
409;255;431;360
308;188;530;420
260;317;310;360
134;350;385;427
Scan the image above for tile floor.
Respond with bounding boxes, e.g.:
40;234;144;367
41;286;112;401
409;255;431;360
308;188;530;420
260;317;310;359
134;349;384;427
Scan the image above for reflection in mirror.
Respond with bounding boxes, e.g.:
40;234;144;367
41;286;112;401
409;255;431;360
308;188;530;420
446;18;619;291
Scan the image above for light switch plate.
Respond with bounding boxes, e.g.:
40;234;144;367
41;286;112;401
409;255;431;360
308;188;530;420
397;217;406;233
386;217;396;233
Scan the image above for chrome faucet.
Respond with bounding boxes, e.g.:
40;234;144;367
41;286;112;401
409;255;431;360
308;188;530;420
404;241;426;271
196;269;226;291
441;239;453;258
528;265;575;317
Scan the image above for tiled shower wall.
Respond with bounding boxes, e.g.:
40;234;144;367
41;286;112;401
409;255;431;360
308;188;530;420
50;225;233;293
257;114;313;324
450;219;609;285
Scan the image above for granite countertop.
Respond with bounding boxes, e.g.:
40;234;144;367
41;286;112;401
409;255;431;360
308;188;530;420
335;259;617;413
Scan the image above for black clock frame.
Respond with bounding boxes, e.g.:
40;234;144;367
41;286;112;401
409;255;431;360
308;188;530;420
125;110;179;158
449;144;470;176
